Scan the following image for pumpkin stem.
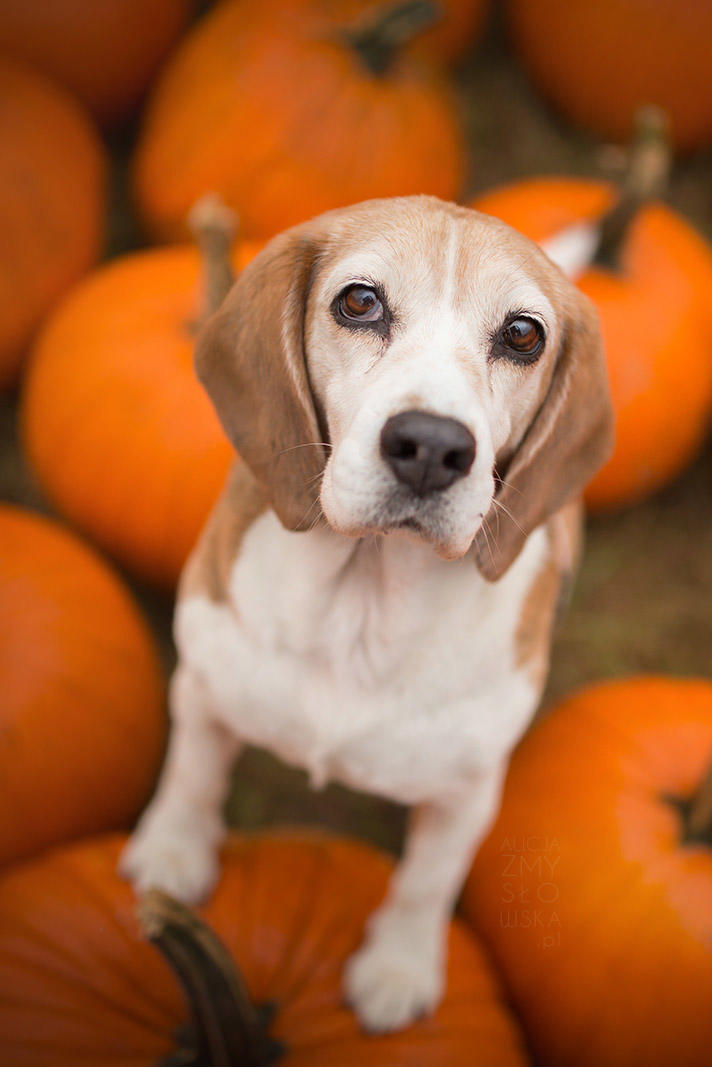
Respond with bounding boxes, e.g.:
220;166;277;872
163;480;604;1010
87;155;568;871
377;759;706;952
344;0;441;76
139;889;283;1067
592;105;671;271
684;757;712;845
187;193;238;323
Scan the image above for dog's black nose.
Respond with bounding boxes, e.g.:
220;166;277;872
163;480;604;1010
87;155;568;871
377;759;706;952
380;410;476;496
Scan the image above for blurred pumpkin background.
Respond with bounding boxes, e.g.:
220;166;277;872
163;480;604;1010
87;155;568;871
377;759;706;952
1;1;712;1064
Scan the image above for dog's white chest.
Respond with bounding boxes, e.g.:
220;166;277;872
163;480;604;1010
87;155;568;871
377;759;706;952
176;513;546;803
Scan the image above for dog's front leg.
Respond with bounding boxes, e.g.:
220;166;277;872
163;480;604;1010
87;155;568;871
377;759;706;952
345;763;506;1032
119;664;241;903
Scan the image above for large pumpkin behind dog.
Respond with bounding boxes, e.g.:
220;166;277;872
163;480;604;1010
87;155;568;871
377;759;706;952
462;676;712;1067
507;0;712;152
0;59;105;389
21;209;261;589
133;0;465;241
0;0;192;126
473;177;712;510
0;833;529;1066
0;507;165;867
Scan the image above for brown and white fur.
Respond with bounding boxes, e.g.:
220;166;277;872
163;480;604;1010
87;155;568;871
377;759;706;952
121;196;612;1032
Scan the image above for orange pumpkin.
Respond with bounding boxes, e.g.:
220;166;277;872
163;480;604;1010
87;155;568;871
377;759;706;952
0;0;192;126
462;676;712;1067
21;210;262;589
133;0;465;242
0;59;105;390
473;177;712;510
0;832;530;1066
507;0;712;152
0;507;165;867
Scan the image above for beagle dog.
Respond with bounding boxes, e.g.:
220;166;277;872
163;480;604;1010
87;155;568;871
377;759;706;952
121;196;613;1032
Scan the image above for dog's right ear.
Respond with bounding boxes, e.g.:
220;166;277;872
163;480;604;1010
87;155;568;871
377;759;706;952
472;285;613;582
195;225;326;532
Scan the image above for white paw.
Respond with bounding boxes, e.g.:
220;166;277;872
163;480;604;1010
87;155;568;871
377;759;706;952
344;935;443;1033
118;809;222;905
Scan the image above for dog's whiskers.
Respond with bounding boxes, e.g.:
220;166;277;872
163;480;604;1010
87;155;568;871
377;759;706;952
478;513;497;570
304;470;325;489
278;441;332;458
298;493;325;533
493;472;524;498
491;497;527;537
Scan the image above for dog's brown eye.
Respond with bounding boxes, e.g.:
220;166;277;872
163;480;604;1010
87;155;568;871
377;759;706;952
501;317;544;359
339;285;383;322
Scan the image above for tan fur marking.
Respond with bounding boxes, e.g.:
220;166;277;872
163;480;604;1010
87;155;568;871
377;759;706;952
549;500;584;585
179;463;266;603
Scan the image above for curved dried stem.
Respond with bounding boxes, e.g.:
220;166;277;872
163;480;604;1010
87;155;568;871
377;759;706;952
140;889;283;1067
344;0;440;75
188;193;238;323
593;105;671;271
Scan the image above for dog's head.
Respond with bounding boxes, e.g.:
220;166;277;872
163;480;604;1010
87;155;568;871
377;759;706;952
196;196;613;581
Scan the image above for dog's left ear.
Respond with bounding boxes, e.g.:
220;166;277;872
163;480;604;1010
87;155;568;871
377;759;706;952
473;287;614;582
195;223;325;531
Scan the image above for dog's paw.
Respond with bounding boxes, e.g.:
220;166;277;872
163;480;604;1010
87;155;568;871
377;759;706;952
344;935;443;1033
118;811;221;905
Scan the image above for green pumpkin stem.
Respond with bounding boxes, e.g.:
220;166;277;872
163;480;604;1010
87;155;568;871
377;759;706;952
345;0;441;76
139;889;283;1067
593;105;671;272
188;193;238;323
